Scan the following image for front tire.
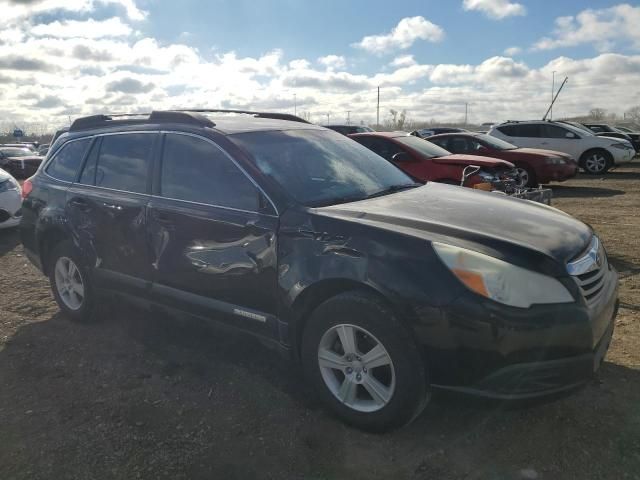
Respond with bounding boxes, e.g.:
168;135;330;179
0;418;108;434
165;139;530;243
301;291;429;432
514;165;537;188
48;241;94;322
580;149;612;175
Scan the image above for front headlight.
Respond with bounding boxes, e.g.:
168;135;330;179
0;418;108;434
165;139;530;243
545;156;567;165
0;178;19;193
611;142;633;150
433;243;574;308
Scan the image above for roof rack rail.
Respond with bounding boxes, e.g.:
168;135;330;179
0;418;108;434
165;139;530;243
69;111;216;132
173;109;312;124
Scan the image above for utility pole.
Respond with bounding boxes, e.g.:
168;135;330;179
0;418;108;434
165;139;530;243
294;93;297;116
376;86;380;127
347;111;351;125
326;113;330;124
464;103;468;125
551;71;556;121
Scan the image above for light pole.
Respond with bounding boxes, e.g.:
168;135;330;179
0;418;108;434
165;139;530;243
326;112;330;124
347;111;351;125
376;86;380;127
551;71;556;120
294;93;297;116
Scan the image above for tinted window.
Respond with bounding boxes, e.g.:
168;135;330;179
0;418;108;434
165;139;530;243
429;137;450;150
231;130;414;207
497;124;542;137
96;133;155;193
354;137;405;161
79;138;100;185
396;136;451;158
45;138;91;182
161;134;259;211
544;124;574;139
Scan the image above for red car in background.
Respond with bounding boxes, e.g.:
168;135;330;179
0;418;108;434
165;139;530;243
427;132;578;188
349;131;515;189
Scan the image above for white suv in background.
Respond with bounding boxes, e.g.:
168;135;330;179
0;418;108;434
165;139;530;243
488;120;635;174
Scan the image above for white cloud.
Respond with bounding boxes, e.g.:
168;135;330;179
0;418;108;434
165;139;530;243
31;17;133;38
352;16;444;55
390;55;416;67
533;4;640;52
0;0;147;24
504;46;521;56
1;1;639;128
462;0;526;20
318;55;346;70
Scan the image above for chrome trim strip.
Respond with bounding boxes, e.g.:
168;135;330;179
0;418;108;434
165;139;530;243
149;194;277;218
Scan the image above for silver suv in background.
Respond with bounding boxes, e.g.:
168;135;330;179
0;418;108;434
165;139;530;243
488;120;635;174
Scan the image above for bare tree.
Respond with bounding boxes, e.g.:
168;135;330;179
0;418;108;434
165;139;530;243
624;106;640;122
589;108;607;121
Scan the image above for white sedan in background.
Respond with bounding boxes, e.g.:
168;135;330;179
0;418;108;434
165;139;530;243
0;169;22;229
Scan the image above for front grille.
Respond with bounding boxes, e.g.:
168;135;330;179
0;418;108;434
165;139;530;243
576;267;606;305
567;236;608;307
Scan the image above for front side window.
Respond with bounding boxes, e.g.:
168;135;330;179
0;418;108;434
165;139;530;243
95;133;155;193
395;136;451;158
231;129;414;207
544;125;577;139
45;138;91;182
354;137;405;161
160;133;259;211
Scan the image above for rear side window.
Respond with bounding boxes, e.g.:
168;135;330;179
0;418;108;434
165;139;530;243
95;133;155;193
160;133;259;211
45;138;91;182
497;124;542;138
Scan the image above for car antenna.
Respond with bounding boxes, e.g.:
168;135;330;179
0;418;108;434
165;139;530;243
542;77;568;121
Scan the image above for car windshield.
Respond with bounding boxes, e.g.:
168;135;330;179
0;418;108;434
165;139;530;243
475;134;518;150
230;129;417;207
1;148;33;157
395;135;451;158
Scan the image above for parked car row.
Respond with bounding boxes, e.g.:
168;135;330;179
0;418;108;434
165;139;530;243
0;146;45;179
18;110;619;431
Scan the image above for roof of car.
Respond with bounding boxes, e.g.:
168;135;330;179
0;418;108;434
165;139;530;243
349;131;409;138
427;132;482;138
67;110;322;136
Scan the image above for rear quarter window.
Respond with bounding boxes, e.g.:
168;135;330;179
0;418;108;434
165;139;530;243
45;138;92;182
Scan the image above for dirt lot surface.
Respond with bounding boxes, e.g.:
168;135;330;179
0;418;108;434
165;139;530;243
1;164;639;480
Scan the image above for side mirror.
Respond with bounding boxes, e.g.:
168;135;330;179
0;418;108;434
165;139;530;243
392;151;413;162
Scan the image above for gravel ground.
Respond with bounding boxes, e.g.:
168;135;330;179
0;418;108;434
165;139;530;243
0;163;638;480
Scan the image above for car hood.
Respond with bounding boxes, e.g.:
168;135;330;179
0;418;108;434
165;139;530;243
315;183;591;274
433;154;514;168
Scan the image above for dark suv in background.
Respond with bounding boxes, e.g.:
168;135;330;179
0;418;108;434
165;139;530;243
20;110;619;431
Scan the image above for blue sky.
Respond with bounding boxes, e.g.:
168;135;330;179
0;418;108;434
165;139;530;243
1;0;639;126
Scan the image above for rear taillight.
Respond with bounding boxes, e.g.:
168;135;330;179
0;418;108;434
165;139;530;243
21;178;33;199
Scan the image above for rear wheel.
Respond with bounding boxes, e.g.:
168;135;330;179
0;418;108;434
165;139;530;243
580;149;612;175
48;241;94;322
301;291;429;432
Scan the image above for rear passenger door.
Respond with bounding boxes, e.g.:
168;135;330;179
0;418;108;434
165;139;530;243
67;132;158;295
147;132;279;339
495;124;543;149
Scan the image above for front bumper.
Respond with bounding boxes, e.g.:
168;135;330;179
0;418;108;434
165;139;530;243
611;148;634;164
537;163;578;183
427;267;619;400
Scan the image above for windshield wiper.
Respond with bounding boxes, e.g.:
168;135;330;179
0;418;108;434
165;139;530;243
363;183;422;200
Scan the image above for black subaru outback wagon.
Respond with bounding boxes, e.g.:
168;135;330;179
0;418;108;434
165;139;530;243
20;110;619;431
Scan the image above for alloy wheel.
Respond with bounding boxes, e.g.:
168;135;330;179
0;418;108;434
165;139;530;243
317;324;396;413
585;153;607;173
514;167;529;188
54;257;85;311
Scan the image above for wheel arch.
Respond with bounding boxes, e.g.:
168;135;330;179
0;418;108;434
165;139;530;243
288;278;412;360
38;226;72;276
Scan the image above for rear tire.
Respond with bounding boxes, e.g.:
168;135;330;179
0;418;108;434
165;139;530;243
301;291;429;432
580;149;612;175
48;240;94;322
